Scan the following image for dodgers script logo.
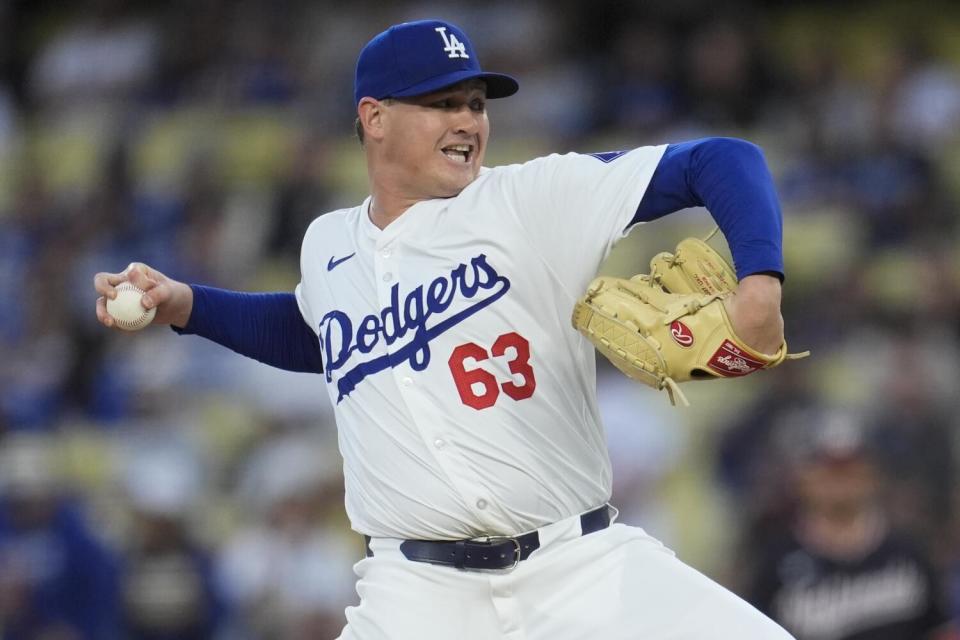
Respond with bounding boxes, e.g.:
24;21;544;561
320;254;510;401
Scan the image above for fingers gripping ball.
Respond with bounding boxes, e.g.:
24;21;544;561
106;282;156;331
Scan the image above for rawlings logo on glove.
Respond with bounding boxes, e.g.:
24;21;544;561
571;231;808;406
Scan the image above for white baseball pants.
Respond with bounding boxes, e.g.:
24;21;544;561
337;508;794;639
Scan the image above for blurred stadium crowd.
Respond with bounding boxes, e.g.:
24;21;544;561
2;0;960;638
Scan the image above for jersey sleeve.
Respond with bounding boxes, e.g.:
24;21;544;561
294;281;314;330
498;146;667;294
295;217;322;332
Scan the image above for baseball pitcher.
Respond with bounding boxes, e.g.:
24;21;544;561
95;19;799;639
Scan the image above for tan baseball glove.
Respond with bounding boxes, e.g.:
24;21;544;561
572;231;807;406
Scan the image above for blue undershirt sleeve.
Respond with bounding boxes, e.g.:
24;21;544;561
633;137;784;280
171;285;324;373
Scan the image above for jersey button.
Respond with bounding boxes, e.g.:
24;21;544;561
476;499;487;510
433;438;446;449
401;376;413;386
382;272;393;282
381;249;391;259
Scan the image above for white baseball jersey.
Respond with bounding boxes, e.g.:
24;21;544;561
295;145;666;540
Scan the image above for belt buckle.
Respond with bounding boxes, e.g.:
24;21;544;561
478;536;521;570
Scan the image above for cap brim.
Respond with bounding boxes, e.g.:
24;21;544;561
388;70;519;100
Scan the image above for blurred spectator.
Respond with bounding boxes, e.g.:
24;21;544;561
745;410;953;640
0;174;57;346
682;20;768;127
884;39;960;154
0;433;120;639
228;4;299;106
868;335;957;561
597;21;679;135
28;1;158;111
217;431;356;639
117;443;225;640
0;83;15;153
266;134;334;261
715;368;819;544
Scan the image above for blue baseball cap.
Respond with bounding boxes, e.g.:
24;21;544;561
354;19;519;106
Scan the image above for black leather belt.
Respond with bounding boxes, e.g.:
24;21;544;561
364;505;611;571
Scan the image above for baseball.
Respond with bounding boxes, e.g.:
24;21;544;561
106;282;156;331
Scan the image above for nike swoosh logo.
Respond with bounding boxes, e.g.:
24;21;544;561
327;252;356;271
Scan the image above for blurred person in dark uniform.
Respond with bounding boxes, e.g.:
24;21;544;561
0;434;120;639
267;134;334;262
745;410;953;640
869;338;955;562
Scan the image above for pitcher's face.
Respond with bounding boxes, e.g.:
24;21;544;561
378;80;489;199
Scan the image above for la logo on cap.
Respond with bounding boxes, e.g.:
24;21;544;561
353;19;518;105
435;26;469;59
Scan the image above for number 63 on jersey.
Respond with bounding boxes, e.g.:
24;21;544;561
447;331;536;410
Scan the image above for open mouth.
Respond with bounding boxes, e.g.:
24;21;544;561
441;143;473;164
